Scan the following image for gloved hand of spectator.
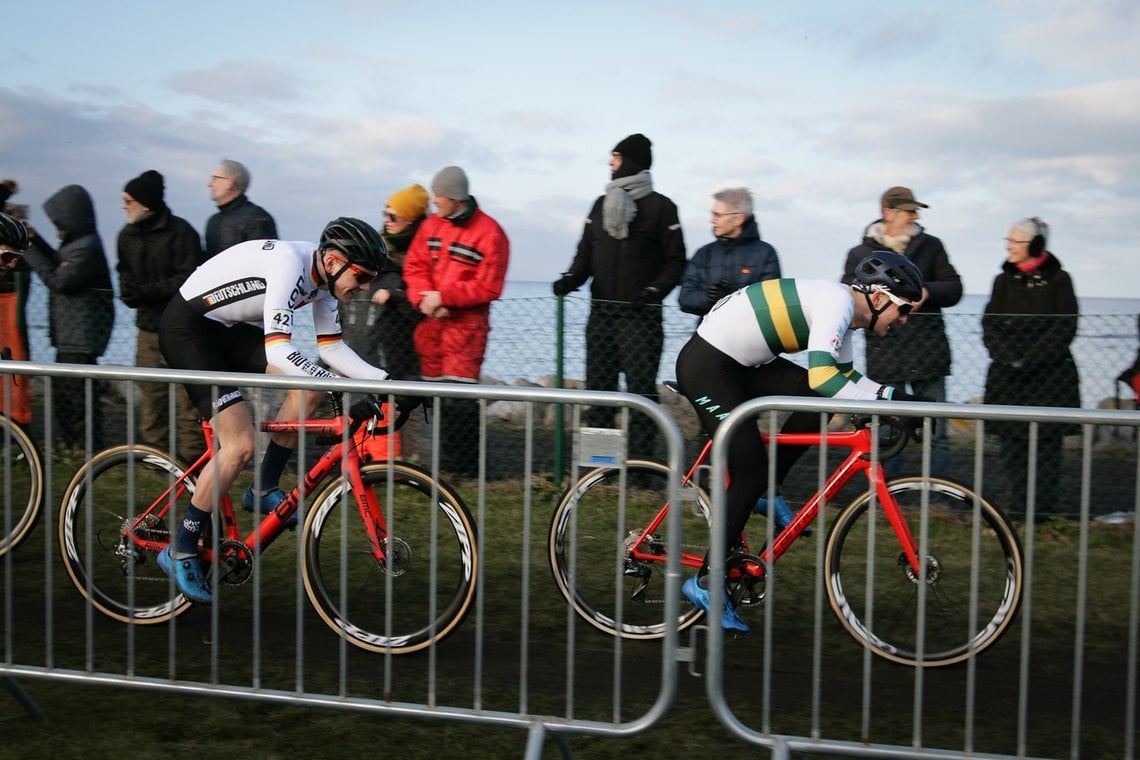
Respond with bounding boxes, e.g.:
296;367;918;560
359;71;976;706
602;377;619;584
706;279;731;305
552;274;577;297
632;286;662;309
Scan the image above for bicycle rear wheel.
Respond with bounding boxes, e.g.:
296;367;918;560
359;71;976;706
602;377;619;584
58;445;194;624
301;461;477;654
548;460;711;640
0;415;43;557
825;476;1024;667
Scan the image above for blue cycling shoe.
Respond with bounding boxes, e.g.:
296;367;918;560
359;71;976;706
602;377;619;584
156;547;213;604
241;487;297;528
682;575;750;636
753;494;811;536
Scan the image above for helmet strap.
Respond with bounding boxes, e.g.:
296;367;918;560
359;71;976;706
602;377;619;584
317;248;353;290
863;290;889;332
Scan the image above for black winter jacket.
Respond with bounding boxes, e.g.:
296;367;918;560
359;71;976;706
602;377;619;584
982;252;1080;438
561;190;686;311
842;222;962;382
22;185;114;356
678;217;780;316
204;193;277;258
116;208;203;332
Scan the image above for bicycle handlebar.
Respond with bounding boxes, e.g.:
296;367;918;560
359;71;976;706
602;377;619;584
850;414;918;461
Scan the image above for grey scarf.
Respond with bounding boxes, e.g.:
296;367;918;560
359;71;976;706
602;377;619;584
602;171;654;239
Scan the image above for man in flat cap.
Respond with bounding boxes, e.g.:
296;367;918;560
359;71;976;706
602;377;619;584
841;186;962;477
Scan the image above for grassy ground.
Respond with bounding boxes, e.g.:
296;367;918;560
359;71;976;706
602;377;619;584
3;416;1139;758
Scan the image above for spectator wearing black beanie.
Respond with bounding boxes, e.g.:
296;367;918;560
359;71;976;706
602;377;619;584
116;168;204;459
123;169;167;213
550;132;686;458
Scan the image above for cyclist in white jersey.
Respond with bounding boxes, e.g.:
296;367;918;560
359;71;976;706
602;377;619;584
157;217;416;603
675;251;929;634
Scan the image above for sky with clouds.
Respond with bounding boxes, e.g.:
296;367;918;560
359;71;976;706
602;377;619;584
3;0;1139;300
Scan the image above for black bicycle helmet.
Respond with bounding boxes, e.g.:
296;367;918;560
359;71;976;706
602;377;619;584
319;217;387;271
851;251;924;302
0;211;29;252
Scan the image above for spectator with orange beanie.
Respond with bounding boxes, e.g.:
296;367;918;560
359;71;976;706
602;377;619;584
340;183;429;382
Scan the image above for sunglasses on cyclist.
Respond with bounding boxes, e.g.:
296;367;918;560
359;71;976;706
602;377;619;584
348;266;376;285
331;255;377;285
880;289;915;316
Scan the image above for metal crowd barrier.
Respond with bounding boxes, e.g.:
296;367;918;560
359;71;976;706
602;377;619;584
705;397;1140;759
0;360;686;759
3;361;1140;758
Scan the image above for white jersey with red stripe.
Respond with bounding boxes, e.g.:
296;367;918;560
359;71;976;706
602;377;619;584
177;238;388;381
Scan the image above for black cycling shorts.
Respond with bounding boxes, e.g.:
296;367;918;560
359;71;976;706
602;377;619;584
159;294;267;420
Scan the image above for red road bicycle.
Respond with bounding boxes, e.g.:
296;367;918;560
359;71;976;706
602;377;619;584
58;398;478;654
549;414;1025;667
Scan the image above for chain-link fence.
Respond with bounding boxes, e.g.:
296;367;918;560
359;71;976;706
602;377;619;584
11;285;1140;480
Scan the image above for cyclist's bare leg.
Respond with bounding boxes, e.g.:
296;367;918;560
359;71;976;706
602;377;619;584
248;367;322;498
190;402;256;513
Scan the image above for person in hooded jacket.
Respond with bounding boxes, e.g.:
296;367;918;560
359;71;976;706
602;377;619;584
22;184;115;448
982;217;1079;518
678;187;780;318
841;186;962;477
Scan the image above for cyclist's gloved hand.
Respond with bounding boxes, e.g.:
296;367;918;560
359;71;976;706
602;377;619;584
888;388;936;404
348;394;383;434
706;279;730;304
632;286;662;309
390;394;424;432
552;274;577;297
885;387;935;441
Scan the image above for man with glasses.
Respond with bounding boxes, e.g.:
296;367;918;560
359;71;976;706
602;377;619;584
156;218;419;602
679;187;781;318
340;183;429;383
205;159;277;258
676;252;927;634
841;186;962;478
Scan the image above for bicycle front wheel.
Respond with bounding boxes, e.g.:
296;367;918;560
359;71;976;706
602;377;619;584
825;476;1024;667
58;445;194;624
0;415;43;557
301;461;478;654
548;460;711;640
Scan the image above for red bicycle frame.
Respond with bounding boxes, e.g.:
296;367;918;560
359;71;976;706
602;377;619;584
628;424;923;576
124;415;392;570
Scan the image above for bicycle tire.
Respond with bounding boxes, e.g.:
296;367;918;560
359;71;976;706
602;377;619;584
301;460;478;654
58;444;195;624
825;476;1024;667
548;460;711;640
0;415;44;557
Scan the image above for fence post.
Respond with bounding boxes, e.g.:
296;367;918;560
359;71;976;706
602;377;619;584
554;295;566;487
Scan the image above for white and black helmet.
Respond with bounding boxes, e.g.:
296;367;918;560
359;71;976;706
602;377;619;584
319;217;387;271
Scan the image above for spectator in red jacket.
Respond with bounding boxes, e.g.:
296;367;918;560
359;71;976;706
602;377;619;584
403;166;510;476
